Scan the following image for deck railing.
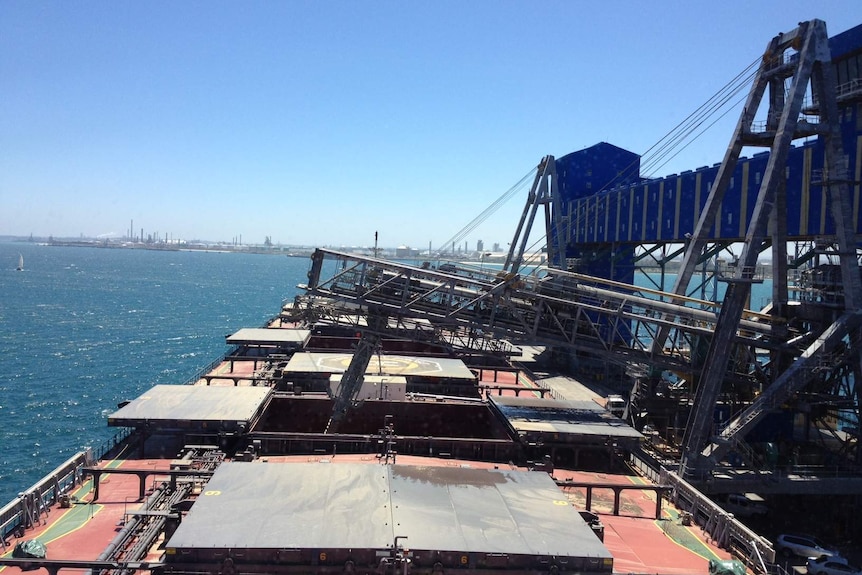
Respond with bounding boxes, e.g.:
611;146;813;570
629;449;776;573
0;450;94;549
0;427;134;549
180;347;238;386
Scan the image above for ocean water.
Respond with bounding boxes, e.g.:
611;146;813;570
0;242;307;506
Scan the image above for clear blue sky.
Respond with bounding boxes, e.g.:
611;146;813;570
1;2;858;249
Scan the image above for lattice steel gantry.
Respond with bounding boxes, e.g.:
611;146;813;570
657;20;862;477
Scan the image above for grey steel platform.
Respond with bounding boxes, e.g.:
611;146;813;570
490;396;643;445
226;327;311;347
164;462;612;573
284;352;476;380
108;384;271;433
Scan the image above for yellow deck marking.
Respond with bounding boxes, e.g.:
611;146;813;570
39;501;106;545
658;508;723;562
0;449;140;569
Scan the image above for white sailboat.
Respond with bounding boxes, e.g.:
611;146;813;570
16;253;23;271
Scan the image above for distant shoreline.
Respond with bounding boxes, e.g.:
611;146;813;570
11;239;775;277
31;239;319;257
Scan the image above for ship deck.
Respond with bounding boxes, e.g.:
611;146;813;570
0;451;732;575
1;322;735;574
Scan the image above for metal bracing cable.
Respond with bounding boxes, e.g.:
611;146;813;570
640;76;757;178
638;56;761;179
437;55;763;267
434;166;537;257
639;58;760;177
596;55;762;191
534;56;762;257
641;89;752;179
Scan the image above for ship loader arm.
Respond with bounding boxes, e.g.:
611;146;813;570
325;314;387;434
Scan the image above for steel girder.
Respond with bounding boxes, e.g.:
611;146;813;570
298;249;775;379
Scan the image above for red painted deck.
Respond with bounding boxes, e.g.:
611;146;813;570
0;457;169;573
1;360;728;574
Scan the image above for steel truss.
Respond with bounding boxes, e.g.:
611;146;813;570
645;20;862;475
297;249;775;381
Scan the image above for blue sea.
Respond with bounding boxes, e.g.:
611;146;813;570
0;242;308;506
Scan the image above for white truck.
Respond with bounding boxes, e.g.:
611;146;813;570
606;394;626;418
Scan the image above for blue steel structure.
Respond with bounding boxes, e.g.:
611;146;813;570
553;23;862;288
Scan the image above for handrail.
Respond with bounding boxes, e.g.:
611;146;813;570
629;449;776;572
0;450;94;547
181;346;238;385
836;78;862;100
